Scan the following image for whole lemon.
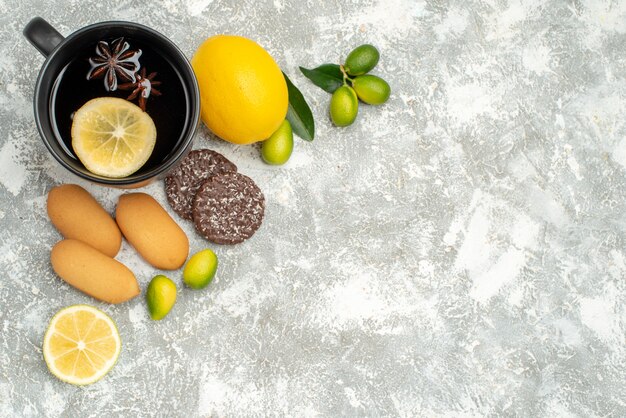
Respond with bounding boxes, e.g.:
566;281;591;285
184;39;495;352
192;35;288;144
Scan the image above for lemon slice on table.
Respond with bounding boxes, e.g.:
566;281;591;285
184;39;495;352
43;305;121;386
71;97;156;178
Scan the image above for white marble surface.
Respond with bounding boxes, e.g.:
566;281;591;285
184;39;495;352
1;0;626;417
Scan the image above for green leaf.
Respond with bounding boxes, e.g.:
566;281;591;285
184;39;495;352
283;72;315;142
299;64;344;93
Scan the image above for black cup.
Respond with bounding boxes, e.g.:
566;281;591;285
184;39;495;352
23;17;200;188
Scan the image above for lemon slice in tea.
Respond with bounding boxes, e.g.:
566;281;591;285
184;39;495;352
71;97;156;178
43;305;121;386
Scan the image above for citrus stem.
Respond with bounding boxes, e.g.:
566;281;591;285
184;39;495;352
339;64;354;86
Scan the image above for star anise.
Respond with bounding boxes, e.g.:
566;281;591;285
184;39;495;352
86;37;142;92
118;68;162;111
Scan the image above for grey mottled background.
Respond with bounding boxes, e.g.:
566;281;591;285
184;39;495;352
1;0;626;417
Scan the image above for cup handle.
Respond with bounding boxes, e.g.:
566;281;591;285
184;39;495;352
23;17;64;57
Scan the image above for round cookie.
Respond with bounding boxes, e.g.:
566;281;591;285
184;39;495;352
192;172;265;244
165;149;237;220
